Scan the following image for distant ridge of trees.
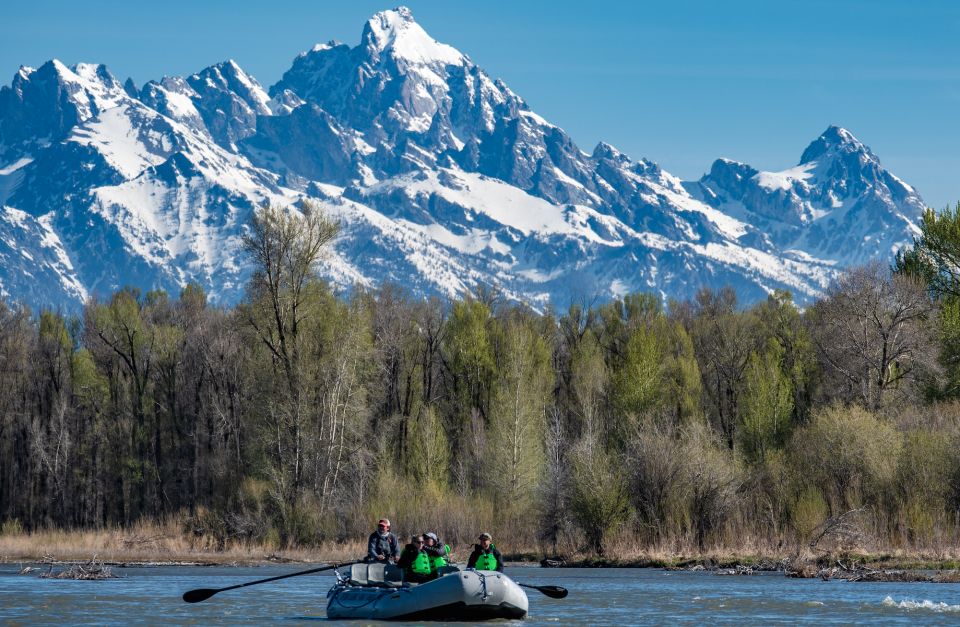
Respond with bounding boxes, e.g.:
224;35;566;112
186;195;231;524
2;200;960;556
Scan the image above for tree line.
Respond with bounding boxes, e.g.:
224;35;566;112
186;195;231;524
2;201;960;556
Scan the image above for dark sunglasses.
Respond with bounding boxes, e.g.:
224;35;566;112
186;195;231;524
378;524;390;529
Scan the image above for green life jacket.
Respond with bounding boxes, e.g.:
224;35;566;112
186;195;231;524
429;544;450;572
474;544;498;570
409;550;432;575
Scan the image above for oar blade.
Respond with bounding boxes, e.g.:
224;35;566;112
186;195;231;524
538;585;568;599
183;588;219;603
518;582;569;599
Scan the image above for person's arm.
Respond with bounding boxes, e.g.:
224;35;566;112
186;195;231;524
466;546;480;569
367;533;380;561
397;547;413;570
493;547;504;572
423;544;444;557
389;534;400;561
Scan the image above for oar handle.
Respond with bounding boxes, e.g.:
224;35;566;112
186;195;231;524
219;563;342;593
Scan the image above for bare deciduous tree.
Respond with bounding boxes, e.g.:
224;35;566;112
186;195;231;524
808;263;936;409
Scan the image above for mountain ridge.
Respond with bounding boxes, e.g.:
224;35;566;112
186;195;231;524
0;7;924;312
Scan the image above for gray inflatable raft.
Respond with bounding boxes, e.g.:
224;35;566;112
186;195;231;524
326;562;528;620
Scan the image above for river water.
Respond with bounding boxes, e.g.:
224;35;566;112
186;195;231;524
2;564;959;625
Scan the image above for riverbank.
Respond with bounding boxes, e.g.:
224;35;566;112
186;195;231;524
0;523;366;566
551;552;960;572
5;526;960;574
5;517;960;572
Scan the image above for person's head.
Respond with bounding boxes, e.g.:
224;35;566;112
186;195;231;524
377;518;391;534
478;532;492;548
423;532;438;547
411;534;424;547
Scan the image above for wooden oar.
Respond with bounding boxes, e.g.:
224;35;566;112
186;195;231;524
182;560;357;603
517;582;568;599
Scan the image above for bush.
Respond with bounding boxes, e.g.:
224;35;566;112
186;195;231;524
569;437;631;556
678;422;743;549
789;405;902;514
895;429;955;546
627;423;687;543
741;449;792;541
0;518;23;536
789;487;828;542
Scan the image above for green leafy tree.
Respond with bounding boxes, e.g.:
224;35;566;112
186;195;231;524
738;340;794;464
85;288;159;521
751;291;816;422
443;299;498;490
407;405;450;487
660;320;703;425
895;203;960;397
487;312;552;505
568;327;607;439
611;323;662;419
895;203;960;299
240;201;340;545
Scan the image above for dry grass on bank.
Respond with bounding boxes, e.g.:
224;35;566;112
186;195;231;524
0;517;369;565
6;515;960;569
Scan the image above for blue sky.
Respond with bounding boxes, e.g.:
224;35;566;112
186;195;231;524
2;0;958;208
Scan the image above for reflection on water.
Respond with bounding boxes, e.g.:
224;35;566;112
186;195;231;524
2;564;960;625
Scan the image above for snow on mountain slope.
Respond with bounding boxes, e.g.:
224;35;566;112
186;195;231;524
0;8;924;313
0;205;87;305
689;125;923;266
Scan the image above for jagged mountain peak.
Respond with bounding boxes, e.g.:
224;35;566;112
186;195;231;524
38;59;122;93
592;141;628;161
66;61;115;82
800;125;871;164
361;6;465;66
189;59;271;115
15;65;35;81
192;59;259;88
705;157;758;185
1;58;130;161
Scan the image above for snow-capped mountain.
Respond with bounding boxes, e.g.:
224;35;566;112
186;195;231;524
687;126;923;265
0;7;924;312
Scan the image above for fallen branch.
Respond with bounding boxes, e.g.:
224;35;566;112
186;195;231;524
39;556;116;580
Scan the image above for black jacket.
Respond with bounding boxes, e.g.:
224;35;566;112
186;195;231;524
396;543;425;571
366;531;400;563
396;543;435;583
467;543;503;572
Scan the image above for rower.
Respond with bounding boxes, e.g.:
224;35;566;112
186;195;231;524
467;532;503;572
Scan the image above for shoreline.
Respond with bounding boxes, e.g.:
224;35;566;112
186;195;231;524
4;526;960;574
4;551;960;573
5;551;960;584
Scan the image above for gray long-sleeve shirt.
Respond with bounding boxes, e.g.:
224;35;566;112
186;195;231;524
366;531;400;562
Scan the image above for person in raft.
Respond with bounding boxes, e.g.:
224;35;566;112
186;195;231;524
397;534;434;583
366;517;400;564
467;532;503;572
422;531;451;575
